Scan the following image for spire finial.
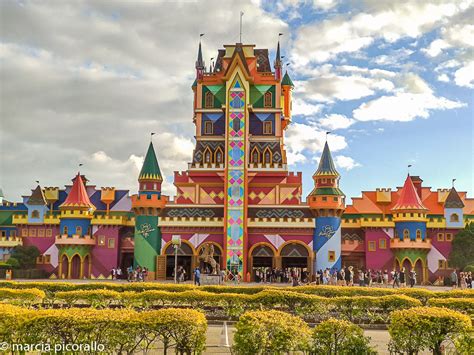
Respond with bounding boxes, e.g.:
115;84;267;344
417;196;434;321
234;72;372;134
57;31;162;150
239;11;244;43
151;132;155;142
408;164;412;175
452;178;456;188
326;131;331;141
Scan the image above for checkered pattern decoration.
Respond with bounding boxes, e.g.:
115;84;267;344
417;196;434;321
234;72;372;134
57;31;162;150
225;77;246;273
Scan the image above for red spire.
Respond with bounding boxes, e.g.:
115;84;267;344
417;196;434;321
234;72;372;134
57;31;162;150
392;175;428;211
60;172;94;210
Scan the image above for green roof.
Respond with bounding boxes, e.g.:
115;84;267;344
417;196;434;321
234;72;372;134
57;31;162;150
139;142;163;181
315;142;339;176
281;72;294;87
309;187;345;196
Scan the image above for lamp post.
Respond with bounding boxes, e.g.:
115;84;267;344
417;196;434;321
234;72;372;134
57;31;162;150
172;235;181;283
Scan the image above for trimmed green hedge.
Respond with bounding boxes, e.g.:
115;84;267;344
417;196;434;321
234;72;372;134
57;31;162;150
427;298;474;318
0;304;207;354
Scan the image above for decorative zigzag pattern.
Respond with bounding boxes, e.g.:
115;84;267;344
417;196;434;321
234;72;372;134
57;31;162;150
193;141;225;163
167;208;215;218
255;209;305;219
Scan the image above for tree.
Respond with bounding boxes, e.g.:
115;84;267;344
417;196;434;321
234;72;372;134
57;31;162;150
448;222;474;270
10;245;40;269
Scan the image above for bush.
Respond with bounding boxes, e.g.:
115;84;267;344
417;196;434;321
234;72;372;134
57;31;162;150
233;310;311;354
389;307;472;355
427;298;474;318
0;304;207;354
0;288;45;305
54;289;123;308
310;318;376;355
464;264;474;273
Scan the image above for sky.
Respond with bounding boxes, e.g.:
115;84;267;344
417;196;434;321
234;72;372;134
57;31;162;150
0;0;473;204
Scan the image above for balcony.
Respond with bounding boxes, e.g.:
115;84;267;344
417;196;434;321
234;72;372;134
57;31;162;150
55;234;96;246
390;237;431;250
0;236;23;248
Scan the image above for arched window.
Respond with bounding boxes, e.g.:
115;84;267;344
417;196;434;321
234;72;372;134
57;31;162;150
263;147;272;165
203;147;212;164
403;229;410;240
63;226;68;235
205;91;214;108
215;147;223;164
264;91;272;108
450;213;459;222
76;226;82;236
416;229;422;239
263;121;272;135
31;210;40;218
251;147;260;164
204;121;213;135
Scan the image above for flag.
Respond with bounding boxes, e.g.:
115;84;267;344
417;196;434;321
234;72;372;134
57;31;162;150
200;33;205;37
36;180;39;184
279;33;283;36
408;164;412;168
151;132;155;136
79;163;83;167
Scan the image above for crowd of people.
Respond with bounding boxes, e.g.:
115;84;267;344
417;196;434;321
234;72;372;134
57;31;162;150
450;270;473;289
110;266;149;282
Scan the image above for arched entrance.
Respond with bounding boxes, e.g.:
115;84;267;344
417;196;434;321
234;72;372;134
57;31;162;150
198;242;222;273
61;255;69;279
280;242;311;281
250;244;275;282
83;255;91;279
413;259;424;285
165;242;194;280
70;255;81;279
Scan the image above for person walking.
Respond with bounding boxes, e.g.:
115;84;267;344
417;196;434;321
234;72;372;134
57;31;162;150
399;267;406;287
409;269;416;288
450;270;458;289
194;267;201;286
393;271;400;288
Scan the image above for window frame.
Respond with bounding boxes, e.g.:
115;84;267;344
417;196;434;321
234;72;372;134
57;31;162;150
263;121;272;135
204;120;214;135
368;241;376;251
379;238;387;249
204;91;214;108
264;91;272;108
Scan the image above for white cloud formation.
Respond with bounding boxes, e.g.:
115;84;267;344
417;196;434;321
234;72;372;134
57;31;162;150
437;73;450;82
334;155;361;170
423;39;451;57
454;61;474;88
291;98;323;116
318;114;355;130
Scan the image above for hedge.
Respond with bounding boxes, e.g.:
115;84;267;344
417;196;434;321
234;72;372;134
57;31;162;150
388;307;472;355
427;298;474;318
310;318;376;355
0;304;207;354
1;281;473;302
0;287;45;305
233;310;311;354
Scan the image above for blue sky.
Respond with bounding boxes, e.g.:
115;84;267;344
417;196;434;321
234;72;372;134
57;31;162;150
0;0;472;202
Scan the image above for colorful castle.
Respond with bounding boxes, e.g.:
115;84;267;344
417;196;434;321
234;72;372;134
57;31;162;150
1;41;473;282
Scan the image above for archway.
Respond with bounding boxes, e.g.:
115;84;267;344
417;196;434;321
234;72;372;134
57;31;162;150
198;242;222;272
70;255;81;279
413;258;424;285
250;244;275;282
280;242;310;282
165;242;194;280
61;255;69;279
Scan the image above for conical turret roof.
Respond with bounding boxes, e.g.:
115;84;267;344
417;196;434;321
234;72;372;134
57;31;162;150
27;185;47;205
444;187;464;208
392;175;428;211
60;173;94;210
315;142;339;176
139;142;163;181
281;71;294;86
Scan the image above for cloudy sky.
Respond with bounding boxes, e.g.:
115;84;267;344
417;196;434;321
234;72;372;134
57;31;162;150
1;0;473;203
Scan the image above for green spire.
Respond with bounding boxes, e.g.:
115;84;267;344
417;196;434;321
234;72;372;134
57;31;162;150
315;141;339;176
281;71;294;87
139;142;163;181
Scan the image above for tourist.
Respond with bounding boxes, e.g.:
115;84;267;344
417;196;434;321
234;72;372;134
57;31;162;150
116;267;122;279
393;271;400;288
358;269;364;286
467;272;472;288
399;267;406;287
383;270;389;285
409;269;416;288
111;268;116;280
460;272;467;289
450;270;458;289
194;267;201;286
127;265;133;282
142;267;148;281
292;274;300;287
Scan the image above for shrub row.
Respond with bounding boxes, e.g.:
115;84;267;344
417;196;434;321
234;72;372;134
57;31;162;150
0;288;46;305
427;298;474;318
0;304;207;354
1;281;472;303
233;311;376;354
4;288;423;323
389;307;472;355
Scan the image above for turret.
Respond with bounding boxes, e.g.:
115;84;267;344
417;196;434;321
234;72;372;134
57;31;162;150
308;141;345;272
274;40;282;81
195;41;205;80
26;184;48;223
132;141;168;280
281;71;294;127
444;187;464;228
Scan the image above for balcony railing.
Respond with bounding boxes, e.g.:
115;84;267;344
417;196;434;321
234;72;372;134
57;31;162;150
55;234;96;246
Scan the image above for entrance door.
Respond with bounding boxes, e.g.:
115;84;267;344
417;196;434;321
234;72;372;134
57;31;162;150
280;243;310;282
70;255;81;279
251;245;275;281
165;243;193;280
120;252;134;272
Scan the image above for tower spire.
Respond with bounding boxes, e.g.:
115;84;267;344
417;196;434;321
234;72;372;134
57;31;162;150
274;33;283;80
196;34;205;80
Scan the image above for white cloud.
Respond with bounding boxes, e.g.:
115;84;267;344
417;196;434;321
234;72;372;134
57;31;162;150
334;155;361;170
437;73;450;82
318;114;355;130
454;61;474;88
423;39;451;57
285;122;347;165
291;98;323;116
353;92;465;122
